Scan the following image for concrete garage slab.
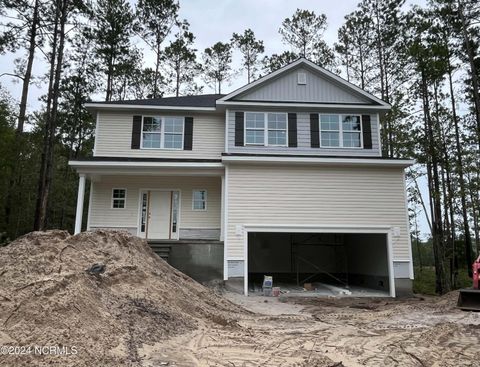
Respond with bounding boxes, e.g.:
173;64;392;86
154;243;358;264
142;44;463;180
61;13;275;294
248;282;390;298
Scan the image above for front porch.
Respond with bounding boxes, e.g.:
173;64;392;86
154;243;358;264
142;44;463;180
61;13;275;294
69;158;225;242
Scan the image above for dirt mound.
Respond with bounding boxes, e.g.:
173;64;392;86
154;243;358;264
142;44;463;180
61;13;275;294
0;230;244;367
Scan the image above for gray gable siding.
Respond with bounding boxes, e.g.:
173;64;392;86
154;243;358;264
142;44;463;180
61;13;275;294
227;109;381;157
235;67;372;104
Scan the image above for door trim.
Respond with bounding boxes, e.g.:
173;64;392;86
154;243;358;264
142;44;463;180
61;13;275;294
137;188;181;240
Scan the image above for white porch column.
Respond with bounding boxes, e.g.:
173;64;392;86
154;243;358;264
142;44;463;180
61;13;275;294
74;174;86;234
220;174;225;241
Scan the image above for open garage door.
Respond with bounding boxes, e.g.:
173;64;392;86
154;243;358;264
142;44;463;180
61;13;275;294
247;232;393;297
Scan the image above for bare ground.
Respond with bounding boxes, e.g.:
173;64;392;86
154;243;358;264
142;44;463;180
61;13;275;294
0;230;479;367
142;292;480;366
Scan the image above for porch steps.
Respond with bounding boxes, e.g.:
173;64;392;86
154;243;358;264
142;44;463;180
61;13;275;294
148;242;172;262
147;239;223;263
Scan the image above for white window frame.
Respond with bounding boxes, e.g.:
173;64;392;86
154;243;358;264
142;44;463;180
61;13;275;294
244;112;288;147
140;115;185;150
192;189;207;211
111;188;127;209
319;113;363;149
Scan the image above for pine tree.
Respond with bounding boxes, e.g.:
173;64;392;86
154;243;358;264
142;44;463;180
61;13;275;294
279;9;336;69
262;51;298;73
87;0;137;101
201;42;233;93
231;29;264;83
136;0;179;98
163;25;201;96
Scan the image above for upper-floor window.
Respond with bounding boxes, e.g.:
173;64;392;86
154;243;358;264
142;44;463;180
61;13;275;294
245;112;287;146
320;114;362;148
142;116;184;149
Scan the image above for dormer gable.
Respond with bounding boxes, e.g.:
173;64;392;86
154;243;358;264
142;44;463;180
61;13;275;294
218;58;390;110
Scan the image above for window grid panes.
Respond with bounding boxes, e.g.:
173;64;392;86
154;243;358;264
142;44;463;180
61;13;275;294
192;190;207;210
320;115;340;147
267;113;287;146
141;116;184;149
342;115;361;148
245;112;265;145
320;114;362;148
112;189;126;209
245;112;288;146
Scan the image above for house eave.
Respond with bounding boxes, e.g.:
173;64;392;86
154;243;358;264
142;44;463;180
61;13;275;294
221;154;414;167
68;159;225;177
84;103;218;112
216;100;390;111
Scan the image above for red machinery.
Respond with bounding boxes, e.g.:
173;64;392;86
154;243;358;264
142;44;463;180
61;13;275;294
457;255;480;311
473;255;480;290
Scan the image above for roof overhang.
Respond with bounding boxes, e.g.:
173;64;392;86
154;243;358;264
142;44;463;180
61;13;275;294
84;103;218;113
216;100;390;111
69;159;225;178
222;154;414;168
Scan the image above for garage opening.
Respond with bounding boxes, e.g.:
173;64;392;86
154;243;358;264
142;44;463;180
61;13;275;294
248;232;391;297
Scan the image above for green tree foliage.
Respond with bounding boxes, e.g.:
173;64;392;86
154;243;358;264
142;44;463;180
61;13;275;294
163;25;202;96
86;0;138;101
201;42;233;93
262;51;298;74
231;29;264;83
136;0;179;98
279;9;336;69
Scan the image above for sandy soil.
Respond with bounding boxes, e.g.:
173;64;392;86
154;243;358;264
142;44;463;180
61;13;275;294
1;230;479;367
143;292;480;367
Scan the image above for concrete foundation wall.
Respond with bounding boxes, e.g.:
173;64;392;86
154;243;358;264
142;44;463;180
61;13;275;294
168;242;223;283
395;279;413;297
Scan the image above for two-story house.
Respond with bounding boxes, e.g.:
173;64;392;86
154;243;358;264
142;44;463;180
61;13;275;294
70;58;414;297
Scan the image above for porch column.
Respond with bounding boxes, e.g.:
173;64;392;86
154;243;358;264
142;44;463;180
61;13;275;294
220;174;225;241
74;174;86;234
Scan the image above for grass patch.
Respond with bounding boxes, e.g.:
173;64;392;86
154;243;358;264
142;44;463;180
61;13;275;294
413;266;472;295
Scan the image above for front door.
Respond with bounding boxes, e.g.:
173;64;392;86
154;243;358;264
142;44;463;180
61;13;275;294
148;191;172;239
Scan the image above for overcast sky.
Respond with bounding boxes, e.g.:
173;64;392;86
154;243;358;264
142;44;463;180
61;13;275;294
0;0;431;237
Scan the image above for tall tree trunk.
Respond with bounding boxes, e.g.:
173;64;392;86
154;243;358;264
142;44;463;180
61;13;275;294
4;0;41;233
154;42;161;98
34;0;68;230
421;70;450;294
458;0;480;148
447;54;474;276
18;0;40;133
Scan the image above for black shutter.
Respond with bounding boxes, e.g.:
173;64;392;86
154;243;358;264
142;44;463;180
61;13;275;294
310;113;320;148
131;115;142;149
288;113;297;147
184;117;193;150
235;112;244;146
362;115;372;149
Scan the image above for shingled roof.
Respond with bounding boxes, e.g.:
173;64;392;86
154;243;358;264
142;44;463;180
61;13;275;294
90;94;225;108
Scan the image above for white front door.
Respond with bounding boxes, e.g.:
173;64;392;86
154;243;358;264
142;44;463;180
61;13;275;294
148;191;172;239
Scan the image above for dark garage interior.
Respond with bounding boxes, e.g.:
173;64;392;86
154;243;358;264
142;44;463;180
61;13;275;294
248;232;391;296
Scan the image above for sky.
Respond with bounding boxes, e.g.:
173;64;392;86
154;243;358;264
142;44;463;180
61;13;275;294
0;0;431;237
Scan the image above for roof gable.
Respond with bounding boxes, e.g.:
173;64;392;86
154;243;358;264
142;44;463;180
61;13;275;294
218;58;390;108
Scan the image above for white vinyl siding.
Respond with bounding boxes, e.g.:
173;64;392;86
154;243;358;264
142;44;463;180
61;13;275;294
226;165;410;260
89;176;221;233
94;111;224;159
